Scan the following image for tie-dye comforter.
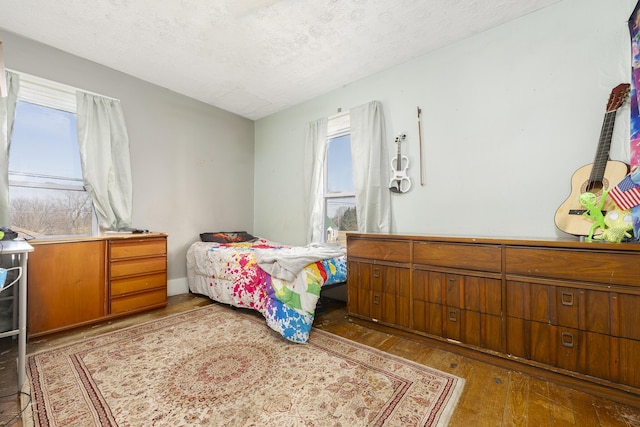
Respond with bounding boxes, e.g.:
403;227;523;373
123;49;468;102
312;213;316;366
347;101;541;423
186;239;347;343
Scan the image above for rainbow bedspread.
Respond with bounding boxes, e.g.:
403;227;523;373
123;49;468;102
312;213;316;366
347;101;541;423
186;239;347;343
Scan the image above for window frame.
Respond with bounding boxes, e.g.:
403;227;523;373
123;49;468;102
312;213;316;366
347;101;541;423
323;112;355;243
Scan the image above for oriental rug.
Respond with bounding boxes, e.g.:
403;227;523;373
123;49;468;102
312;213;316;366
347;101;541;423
26;304;464;426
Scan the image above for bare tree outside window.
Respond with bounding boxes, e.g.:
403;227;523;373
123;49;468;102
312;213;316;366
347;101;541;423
9;188;93;237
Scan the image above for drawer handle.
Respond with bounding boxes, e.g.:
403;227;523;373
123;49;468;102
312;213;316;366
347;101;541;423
448;309;458;322
373;294;380;305
373;268;380;278
561;291;574;306
561;332;574;348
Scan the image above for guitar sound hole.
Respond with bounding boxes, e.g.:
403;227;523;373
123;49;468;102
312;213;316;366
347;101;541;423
584;181;603;194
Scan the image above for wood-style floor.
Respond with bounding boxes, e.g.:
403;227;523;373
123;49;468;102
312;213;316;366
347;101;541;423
1;293;639;426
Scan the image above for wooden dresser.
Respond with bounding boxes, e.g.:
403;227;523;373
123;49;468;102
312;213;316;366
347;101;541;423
347;233;640;405
27;233;167;338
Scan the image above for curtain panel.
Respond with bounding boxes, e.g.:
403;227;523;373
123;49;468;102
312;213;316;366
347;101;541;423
303;117;328;243
0;71;19;226
350;100;391;234
76;92;133;230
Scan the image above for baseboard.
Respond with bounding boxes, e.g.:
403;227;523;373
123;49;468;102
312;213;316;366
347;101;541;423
167;277;188;296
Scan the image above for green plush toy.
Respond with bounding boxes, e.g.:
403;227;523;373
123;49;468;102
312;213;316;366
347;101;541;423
593;209;634;243
579;190;608;242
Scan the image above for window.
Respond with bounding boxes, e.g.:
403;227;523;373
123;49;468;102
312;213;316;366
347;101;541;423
324;113;357;244
8;74;96;237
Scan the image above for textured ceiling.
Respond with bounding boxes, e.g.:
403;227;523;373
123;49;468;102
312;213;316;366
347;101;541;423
0;0;563;120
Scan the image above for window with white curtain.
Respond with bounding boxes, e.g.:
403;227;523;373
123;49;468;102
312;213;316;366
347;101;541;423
8;74;96;237
323;113;357;244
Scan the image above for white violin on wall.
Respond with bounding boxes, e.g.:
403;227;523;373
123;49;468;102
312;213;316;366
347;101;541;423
389;133;411;193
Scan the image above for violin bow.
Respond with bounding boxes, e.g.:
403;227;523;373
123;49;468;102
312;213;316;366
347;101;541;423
417;107;424;186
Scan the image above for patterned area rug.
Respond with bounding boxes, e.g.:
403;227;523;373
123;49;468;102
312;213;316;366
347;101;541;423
26;304;464;426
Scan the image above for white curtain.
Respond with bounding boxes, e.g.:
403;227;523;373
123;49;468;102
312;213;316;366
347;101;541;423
0;71;19;227
76;91;133;230
303;117;328;243
350;100;391;233
0;42;7;98
303;100;391;243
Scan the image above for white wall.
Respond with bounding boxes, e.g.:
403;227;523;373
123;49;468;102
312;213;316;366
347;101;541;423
0;29;255;294
254;0;636;244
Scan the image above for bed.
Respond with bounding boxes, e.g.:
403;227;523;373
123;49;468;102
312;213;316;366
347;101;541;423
186;235;347;343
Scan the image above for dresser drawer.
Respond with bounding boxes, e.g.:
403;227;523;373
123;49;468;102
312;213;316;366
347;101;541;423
555;287;610;334
110;256;166;278
111;288;167;314
347;238;410;263
614;293;640;341
505;247;640;286
413;242;501;273
110;237;166;260
506;281;611;333
111;272;167;297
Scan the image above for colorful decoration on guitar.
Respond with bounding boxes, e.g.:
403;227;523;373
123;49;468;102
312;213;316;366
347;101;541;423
389;132;411;193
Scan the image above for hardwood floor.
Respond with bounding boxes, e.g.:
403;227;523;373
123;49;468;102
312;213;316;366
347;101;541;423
1;293;639;426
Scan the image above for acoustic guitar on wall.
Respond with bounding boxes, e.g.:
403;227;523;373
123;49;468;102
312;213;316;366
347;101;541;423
554;83;630;236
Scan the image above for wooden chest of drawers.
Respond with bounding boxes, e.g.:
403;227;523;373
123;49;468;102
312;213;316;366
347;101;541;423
109;236;167;314
347;233;640;406
28;233;168;337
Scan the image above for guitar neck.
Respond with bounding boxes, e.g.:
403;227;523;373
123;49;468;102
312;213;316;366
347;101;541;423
588;109;617;184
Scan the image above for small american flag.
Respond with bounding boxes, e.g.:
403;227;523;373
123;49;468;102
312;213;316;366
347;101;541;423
608;175;640;210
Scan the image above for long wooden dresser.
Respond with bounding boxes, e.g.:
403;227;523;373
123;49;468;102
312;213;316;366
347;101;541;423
347;233;640;405
27;232;168;338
